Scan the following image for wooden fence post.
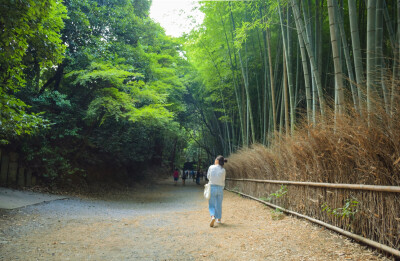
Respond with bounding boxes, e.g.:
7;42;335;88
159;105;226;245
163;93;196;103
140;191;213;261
0;154;9;186
7;152;19;186
31;175;36;186
17;167;25;187
26;169;32;187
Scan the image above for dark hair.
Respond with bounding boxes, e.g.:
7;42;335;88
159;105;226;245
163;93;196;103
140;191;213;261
216;155;228;166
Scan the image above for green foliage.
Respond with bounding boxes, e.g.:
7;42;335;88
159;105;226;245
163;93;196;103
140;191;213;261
66;61;174;127
0;0;66;143
0;93;49;144
19;90;82;178
260;185;288;216
25;142;84;179
271;208;285;220
0;0;66;89
266;185;288;202
67;62;139;88
321;198;359;220
1;0;195;181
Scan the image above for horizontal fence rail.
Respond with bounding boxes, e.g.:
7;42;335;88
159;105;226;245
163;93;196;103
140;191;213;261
226;178;400;193
225;188;400;258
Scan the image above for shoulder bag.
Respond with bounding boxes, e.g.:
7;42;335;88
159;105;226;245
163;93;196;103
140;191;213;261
204;183;211;200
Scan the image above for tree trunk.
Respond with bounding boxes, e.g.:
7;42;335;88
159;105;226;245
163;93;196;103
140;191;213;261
198;38;231;153
279;81;285;135
304;0;318;124
283;51;289;135
219;9;245;147
348;0;365;112
34;59;40;91
266;28;277;134
376;0;389;114
367;0;376;121
229;3;255;145
296;18;312;125
392;0;400;115
383;0;396;51
255;72;263;140
291;0;326;118
40;61;65;94
259;7;270;144
278;2;295;135
335;0;359;113
317;0;324;121
295;39;300;108
170;138;178;171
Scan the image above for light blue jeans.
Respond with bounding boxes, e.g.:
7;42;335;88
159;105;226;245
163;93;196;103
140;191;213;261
209;185;224;219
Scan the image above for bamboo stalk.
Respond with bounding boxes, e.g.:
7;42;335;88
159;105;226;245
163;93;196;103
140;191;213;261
278;2;295;135
348;0;365;113
291;0;326;118
366;0;376;123
328;0;345;115
383;0;395;51
266;28;276;133
225;178;400;193
225;188;400;258
283;51;289;135
335;0;359;113
295;14;312;125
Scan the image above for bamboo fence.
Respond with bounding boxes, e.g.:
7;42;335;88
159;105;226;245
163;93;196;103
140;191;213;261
225;178;400;258
226;178;400;193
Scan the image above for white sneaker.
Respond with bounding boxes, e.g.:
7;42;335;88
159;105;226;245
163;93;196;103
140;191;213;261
210;217;216;227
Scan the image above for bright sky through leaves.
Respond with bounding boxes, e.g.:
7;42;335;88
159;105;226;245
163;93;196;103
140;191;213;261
150;0;204;37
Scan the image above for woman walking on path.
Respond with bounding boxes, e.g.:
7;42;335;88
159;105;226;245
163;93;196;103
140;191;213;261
173;168;179;186
181;170;187;185
207;155;227;227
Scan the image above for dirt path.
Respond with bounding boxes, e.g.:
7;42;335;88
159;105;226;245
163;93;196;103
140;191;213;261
0;179;391;260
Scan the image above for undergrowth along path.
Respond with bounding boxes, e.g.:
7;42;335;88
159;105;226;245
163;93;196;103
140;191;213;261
0;179;391;260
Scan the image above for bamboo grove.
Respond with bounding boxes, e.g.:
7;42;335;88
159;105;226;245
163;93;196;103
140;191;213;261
184;1;400;252
184;0;400;157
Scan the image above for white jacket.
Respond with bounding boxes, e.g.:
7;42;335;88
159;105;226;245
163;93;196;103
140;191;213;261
207;164;226;187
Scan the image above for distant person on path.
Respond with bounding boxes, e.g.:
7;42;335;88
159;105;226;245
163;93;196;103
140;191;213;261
196;170;201;185
207;155;227;227
193;170;197;182
182;169;187;185
173;168;179;186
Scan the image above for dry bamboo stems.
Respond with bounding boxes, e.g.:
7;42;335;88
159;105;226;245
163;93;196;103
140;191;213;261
225;188;400;258
226;178;400;193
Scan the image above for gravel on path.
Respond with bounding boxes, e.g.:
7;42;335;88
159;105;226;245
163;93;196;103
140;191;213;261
0;187;67;210
0;179;391;261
